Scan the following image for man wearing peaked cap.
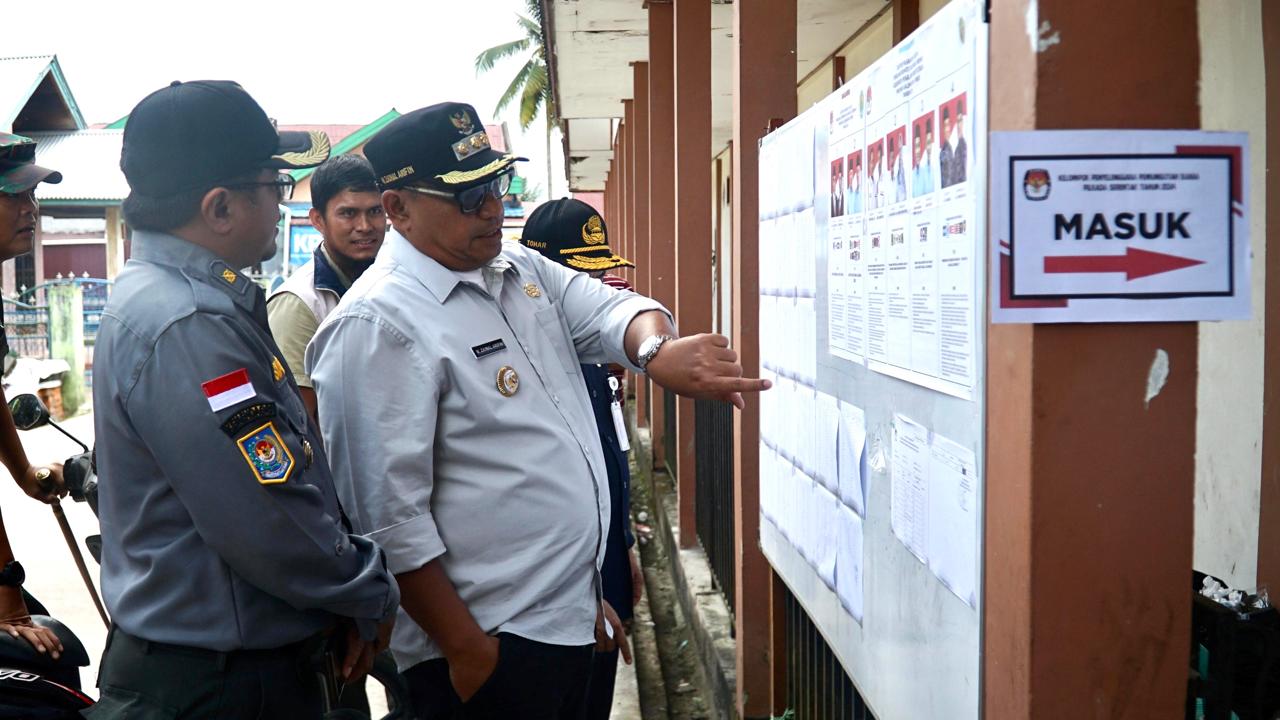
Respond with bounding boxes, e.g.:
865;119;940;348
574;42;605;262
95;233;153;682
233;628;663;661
310;102;769;719
89;81;399;718
0;133;73;661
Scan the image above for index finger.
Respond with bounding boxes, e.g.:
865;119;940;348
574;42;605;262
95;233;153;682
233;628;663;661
718;376;772;394
609;615;632;665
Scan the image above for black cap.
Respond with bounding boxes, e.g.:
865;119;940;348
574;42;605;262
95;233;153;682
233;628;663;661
365;102;526;192
120;80;330;198
521;198;633;272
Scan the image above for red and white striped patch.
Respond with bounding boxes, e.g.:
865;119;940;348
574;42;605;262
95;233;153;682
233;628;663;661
201;368;256;412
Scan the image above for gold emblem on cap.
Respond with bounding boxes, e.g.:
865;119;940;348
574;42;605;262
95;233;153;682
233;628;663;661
496;366;520;397
221;268;238;284
272;356;286;382
582;215;606;245
450;111;475;135
524;283;542;298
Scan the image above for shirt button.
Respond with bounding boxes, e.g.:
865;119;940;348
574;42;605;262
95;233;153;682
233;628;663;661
335;538;346;556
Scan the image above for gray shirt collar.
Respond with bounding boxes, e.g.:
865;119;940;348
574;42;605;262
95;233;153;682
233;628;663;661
383;229;517;304
132;230;261;313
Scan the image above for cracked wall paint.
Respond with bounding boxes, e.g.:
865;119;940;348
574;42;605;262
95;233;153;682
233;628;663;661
1144;349;1169;409
1037;21;1061;52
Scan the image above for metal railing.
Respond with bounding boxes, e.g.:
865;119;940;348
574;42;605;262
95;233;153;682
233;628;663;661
694;398;736;615
9;278;112;388
2;297;50;358
784;584;875;719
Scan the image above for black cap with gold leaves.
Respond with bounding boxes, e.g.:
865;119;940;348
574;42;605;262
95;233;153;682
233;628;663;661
521;198;634;272
364;102;526;192
121;80;330;199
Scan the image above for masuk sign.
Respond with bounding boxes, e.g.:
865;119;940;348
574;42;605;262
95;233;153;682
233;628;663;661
991;130;1250;323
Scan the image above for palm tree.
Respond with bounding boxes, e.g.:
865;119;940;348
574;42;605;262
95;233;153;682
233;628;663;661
475;0;556;200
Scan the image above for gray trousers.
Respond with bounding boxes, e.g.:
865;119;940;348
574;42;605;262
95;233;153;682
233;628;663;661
83;628;324;719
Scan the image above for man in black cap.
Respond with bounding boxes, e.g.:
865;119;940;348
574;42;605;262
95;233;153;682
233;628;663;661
310;101;769;720
521;198;642;720
0;133;68;659
89;81;399;718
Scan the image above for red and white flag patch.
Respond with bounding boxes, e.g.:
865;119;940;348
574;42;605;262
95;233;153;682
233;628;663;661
202;369;257;412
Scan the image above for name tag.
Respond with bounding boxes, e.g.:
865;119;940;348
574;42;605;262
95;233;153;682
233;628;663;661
472;338;507;359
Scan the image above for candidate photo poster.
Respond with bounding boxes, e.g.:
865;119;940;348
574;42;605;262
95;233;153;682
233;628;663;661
816;0;981;400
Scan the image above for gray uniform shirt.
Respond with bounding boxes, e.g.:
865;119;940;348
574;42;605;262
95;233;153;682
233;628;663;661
93;231;399;651
308;230;666;670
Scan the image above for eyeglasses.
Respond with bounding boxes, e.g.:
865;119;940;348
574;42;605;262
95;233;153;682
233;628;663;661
404;173;511;215
225;173;296;202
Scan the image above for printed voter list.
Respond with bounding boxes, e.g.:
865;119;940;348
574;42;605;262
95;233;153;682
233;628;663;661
991;130;1250;323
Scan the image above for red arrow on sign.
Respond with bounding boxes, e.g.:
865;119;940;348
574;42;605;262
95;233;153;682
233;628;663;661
1043;247;1206;281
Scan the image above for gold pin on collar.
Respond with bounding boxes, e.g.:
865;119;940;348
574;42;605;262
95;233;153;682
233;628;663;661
272;356;286;382
496;366;520;397
523;283;542;298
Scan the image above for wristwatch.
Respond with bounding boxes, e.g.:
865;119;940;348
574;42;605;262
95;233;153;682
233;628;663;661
636;334;675;372
0;561;25;588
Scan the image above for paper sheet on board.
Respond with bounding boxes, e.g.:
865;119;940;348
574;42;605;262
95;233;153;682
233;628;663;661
926;433;979;608
891;413;930;562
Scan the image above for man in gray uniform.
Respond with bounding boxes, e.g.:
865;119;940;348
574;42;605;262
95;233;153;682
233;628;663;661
89;81;399;719
311;102;769;720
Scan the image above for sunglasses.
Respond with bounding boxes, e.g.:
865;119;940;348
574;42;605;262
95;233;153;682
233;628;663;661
225;173;297;202
404;173;512;214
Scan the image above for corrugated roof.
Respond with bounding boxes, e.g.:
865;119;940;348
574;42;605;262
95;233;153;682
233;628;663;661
27;130;126;204
0;55;86;130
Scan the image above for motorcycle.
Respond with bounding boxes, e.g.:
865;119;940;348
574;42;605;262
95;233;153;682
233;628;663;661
4;394;412;719
0;394;97;719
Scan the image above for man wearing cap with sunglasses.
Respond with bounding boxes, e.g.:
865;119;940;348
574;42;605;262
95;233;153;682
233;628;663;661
0;134;69;660
309;102;769;719
88;81;399;718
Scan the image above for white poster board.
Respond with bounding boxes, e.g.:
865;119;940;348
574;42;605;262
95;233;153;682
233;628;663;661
758;1;987;718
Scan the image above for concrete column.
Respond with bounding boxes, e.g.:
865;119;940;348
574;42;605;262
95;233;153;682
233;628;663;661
892;0;920;43
649;2;676;472
1261;0;1280;591
105;206;125;280
674;0;713;547
633;62;652;429
732;1;795;717
619;117;632;288
48;283;85;416
984;0;1199;717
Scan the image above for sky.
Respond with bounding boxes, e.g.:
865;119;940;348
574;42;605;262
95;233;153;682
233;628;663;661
4;0;566;198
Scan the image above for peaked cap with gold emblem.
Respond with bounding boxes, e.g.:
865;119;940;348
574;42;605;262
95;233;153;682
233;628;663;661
365;102;527;192
520;198;634;272
121;80;330;199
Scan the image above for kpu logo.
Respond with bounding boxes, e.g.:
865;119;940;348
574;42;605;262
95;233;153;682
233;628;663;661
1024;168;1051;201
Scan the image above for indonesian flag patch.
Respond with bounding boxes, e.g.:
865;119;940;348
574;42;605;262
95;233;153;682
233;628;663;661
202;369;257;412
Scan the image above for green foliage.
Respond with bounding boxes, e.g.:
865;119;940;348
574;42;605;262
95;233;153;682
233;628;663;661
474;0;556;131
518;179;543;203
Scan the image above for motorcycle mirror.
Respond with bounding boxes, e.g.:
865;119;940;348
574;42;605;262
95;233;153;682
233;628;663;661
8;394;50;431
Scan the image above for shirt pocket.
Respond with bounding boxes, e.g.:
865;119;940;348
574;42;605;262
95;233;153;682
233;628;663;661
534;304;579;375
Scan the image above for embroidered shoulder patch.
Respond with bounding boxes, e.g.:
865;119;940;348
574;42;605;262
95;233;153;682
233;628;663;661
237;422;295;485
220;402;277;438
